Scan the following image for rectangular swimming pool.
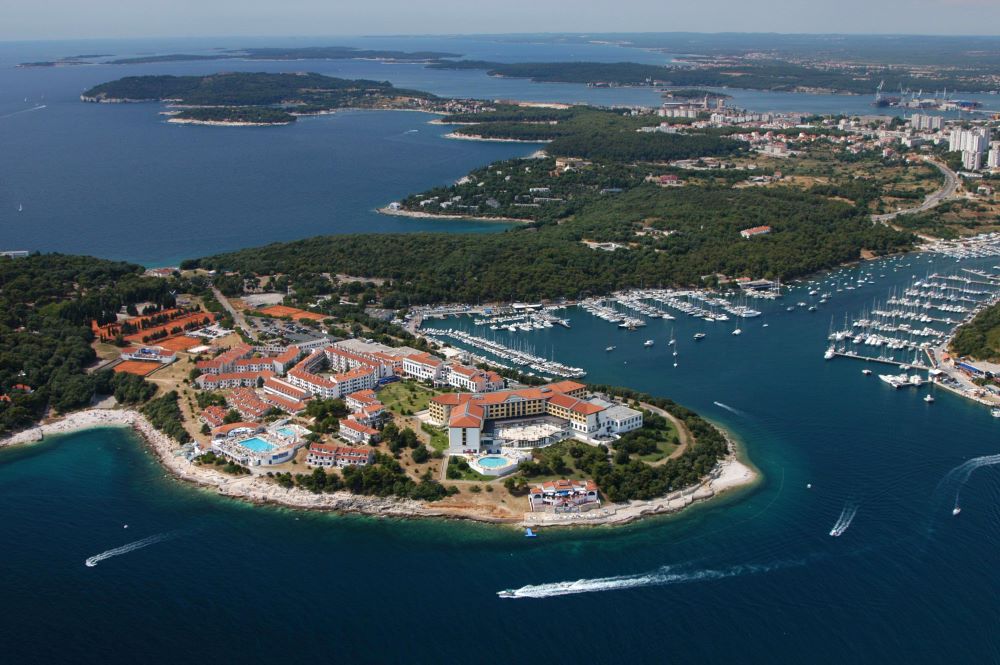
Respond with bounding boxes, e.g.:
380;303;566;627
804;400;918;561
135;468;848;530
238;437;277;453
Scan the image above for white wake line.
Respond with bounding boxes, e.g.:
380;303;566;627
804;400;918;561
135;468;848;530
0;105;47;120
85;531;179;567
713;401;745;416
499;561;793;599
829;504;858;537
946;454;1000;512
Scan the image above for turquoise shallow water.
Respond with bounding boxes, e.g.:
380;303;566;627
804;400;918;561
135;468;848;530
3;254;1000;663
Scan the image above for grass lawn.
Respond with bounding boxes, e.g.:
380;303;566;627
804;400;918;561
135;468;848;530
446;457;494;482
379;381;440;414
421;423;449;452
638;436;679;463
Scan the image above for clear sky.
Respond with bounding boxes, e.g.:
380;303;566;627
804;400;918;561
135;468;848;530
4;0;1000;40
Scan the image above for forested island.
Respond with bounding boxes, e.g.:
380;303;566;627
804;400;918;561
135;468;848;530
82;72;436;107
81;72;446;120
106;46;460;65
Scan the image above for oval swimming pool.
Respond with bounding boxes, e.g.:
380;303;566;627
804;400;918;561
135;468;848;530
477;456;510;469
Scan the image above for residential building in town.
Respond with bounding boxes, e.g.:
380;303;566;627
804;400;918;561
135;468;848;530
402;352;446;383
338;417;381;445
445;364;505;393
305;443;375;468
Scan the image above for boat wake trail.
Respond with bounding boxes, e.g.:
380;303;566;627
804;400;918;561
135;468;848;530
713;401;745;416
0;105;47;120
84;531;180;568
940;454;1000;514
829;504;858;537
498;560;795;599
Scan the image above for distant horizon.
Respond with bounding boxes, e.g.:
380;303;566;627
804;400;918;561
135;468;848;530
5;30;1000;43
6;0;1000;42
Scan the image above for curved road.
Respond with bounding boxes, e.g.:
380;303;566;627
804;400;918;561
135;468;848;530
872;158;959;225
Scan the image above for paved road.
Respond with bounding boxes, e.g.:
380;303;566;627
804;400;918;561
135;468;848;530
212;286;258;341
872;158;959;224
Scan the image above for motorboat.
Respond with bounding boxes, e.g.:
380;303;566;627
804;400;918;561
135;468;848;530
605;346;616;352
824;346;835;360
862;369;872;376
643;339;654;347
952;507;961;516
924;394;935;403
694;333;706;340
497;590;516;598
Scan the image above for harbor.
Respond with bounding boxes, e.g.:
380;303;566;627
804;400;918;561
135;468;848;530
823;260;1000;413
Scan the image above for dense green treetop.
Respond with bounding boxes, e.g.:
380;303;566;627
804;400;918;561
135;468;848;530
82;72;436;107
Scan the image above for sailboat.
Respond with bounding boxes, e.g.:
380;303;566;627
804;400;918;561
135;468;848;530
668;327;676;346
18;203;23;213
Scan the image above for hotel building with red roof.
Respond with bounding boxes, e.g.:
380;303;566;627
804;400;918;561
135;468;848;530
428;381;641;455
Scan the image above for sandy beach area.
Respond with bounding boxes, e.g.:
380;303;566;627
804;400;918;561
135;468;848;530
376;206;533;224
2;409;758;528
166;118;292;127
443;132;552;144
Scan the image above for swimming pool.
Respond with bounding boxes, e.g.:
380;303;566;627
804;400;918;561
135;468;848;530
470;455;520;477
477;456;510;469
239;437;277;453
276;427;297;438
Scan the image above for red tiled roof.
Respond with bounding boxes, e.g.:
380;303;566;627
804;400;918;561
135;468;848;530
212;422;261;435
339;419;379;436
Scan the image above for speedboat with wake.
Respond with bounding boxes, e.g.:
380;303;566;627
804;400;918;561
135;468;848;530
497;589;516;598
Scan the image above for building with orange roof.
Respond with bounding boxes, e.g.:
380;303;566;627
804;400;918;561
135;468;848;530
338;417;381;445
528;479;601;512
305;443;374;468
200;405;227;428
446;364;505;393
196;370;274;390
227;387;271;420
211;422;263;439
429;382;640;455
402;352;446;383
345;389;379;412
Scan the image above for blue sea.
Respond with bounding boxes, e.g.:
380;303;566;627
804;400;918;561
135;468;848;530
2;37;1000;663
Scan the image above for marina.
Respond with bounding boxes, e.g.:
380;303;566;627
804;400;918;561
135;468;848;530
822;259;1000;411
422;327;586;378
